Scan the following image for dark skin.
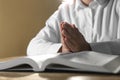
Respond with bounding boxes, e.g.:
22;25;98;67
59;22;91;53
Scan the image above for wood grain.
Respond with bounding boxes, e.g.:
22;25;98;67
0;72;120;80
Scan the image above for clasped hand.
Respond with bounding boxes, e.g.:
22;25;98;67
60;22;91;53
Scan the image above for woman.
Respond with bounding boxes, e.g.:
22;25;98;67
27;0;120;56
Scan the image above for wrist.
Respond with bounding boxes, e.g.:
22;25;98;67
62;46;70;53
75;42;92;52
83;42;92;51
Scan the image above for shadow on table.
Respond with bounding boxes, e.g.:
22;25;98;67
39;69;120;80
42;69;120;75
0;69;120;79
0;70;34;77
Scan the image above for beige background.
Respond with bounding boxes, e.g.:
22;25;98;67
0;0;61;58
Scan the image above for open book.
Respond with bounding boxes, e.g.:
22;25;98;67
0;51;120;74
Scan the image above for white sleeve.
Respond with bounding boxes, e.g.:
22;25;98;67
27;2;74;56
90;39;120;54
90;1;120;55
27;10;62;56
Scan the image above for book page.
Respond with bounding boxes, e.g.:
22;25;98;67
59;51;118;66
0;53;60;71
27;53;60;63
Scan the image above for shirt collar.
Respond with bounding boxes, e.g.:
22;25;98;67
75;0;109;10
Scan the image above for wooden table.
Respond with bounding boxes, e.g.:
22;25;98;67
0;71;120;80
0;57;120;80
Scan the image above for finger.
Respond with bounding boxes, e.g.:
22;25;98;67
72;24;77;29
62;25;79;45
62;36;72;52
64;38;71;48
64;37;75;52
60;22;62;32
72;24;85;39
64;23;81;40
62;37;67;48
71;24;79;34
61;33;68;45
60;22;67;38
63;22;75;34
62;29;73;40
60;22;65;32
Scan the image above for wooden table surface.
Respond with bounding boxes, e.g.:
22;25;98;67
0;57;120;80
0;71;120;80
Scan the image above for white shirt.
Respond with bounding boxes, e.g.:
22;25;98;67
27;0;120;56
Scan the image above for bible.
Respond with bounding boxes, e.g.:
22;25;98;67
0;51;120;74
